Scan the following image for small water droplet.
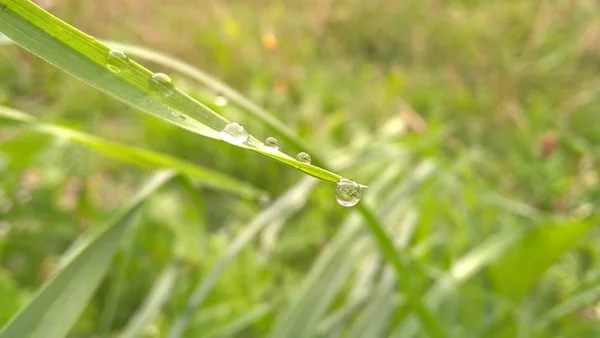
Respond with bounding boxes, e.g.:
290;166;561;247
264;137;279;150
335;178;362;207
150;73;175;97
296;152;311;164
215;95;228;107
220;122;249;145
106;49;129;73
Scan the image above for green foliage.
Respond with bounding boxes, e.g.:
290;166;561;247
1;0;599;337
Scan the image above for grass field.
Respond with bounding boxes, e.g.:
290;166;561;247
0;0;599;337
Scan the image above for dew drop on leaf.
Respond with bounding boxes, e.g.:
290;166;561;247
215;95;228;107
106;49;129;73
296;152;311;164
220;122;249;145
264;136;279;150
335;178;361;207
150;73;175;97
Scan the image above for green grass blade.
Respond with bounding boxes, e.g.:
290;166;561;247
102;40;313;157
0;106;263;200
120;261;181;338
354;203;446;338
168;177;318;338
0;170;174;338
537;282;600;330
488;220;594;300
269;161;441;338
0;0;346;184
205;304;271;338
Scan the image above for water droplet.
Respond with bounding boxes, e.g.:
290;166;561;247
220;122;249;145
176;114;187;120
335;178;362;207
215;95;228;107
107;49;129;73
150;73;175;97
296;152;311;164
264;137;279;150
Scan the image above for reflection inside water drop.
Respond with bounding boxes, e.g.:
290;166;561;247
264;137;279;151
296;152;311;164
220;122;249;145
107;49;129;73
150;73;175;97
335;178;361;207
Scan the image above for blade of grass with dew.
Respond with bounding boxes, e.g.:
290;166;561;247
120;261;181;338
0;170;174;338
168;128;405;337
0;0;346;183
102;41;312;158
0;106;263;200
80;36;440;336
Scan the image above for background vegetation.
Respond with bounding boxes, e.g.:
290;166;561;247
1;0;599;337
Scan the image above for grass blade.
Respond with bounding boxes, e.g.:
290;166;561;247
205;304;271;338
120;261;181;338
102;40;312;157
0;170;174;338
168;177;318;338
0;106;263;200
0;0;347;184
488;220;594;300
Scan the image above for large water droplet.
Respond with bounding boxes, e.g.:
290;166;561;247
220;122;249;145
107;49;129;73
215;95;228;107
264;137;279;151
150;73;175;97
296;152;311;164
335;178;361;207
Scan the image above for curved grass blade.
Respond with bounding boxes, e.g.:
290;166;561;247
0;0;345;184
536;282;600;331
102;40;312;158
0;170;174;338
83;42;448;334
0;106;263;199
168;176;318;338
204;304;271;338
120;261;181;338
487;219;594;301
169;129;407;337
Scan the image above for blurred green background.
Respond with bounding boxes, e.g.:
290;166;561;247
1;0;599;337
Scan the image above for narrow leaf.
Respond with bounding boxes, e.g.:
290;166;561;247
0;0;347;184
0;170;174;338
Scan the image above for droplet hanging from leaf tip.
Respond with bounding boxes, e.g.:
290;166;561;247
335;178;362;207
